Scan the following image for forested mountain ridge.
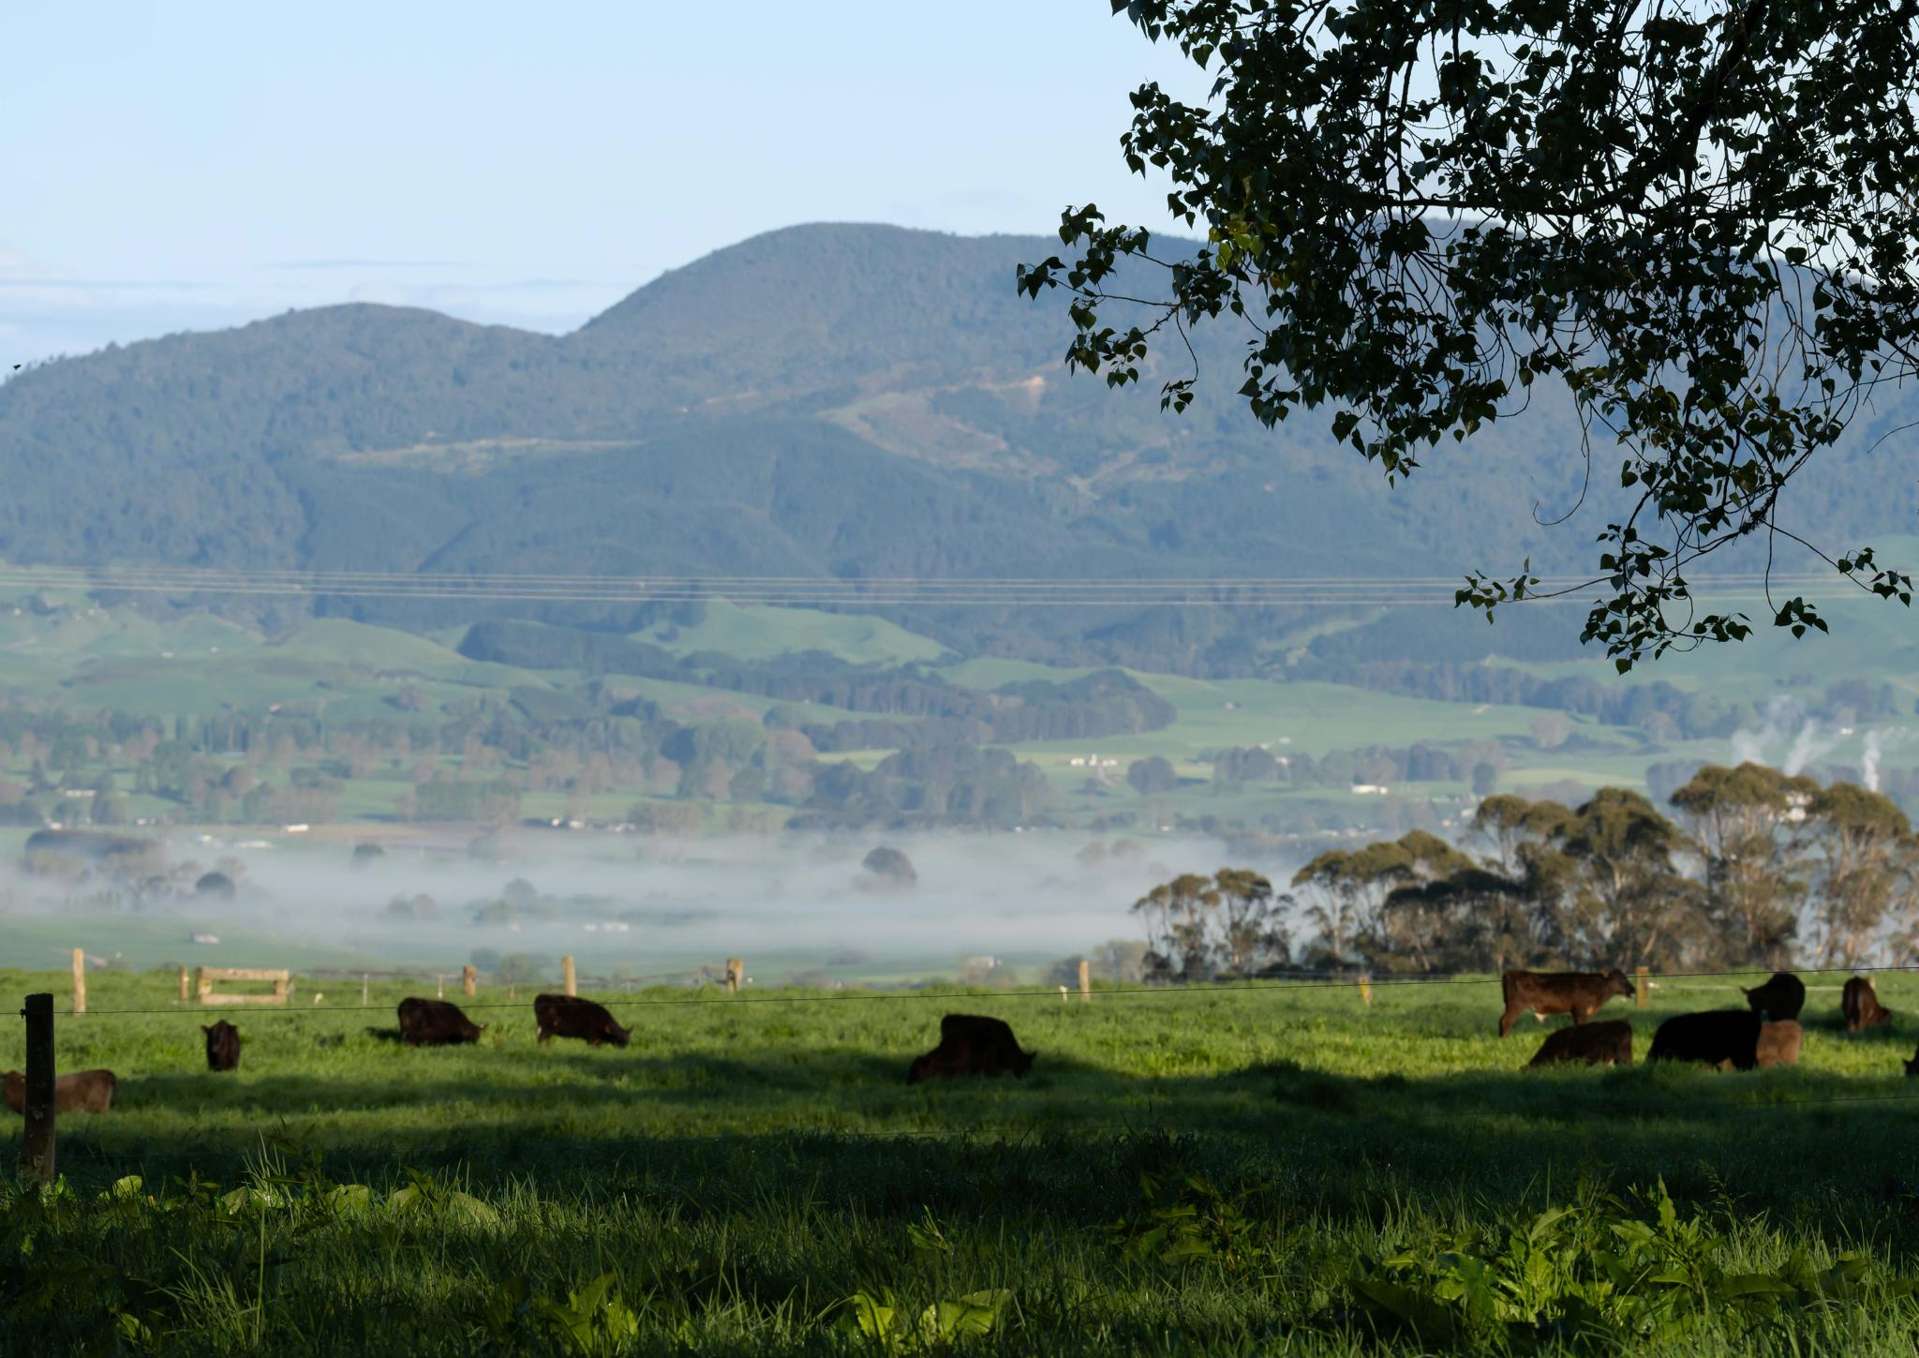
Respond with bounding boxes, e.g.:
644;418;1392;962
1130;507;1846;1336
2;223;1914;670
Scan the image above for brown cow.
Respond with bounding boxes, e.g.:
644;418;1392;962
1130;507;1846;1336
907;1014;1035;1083
533;994;630;1047
1741;972;1807;1022
397;998;485;1046
2;1068;117;1114
1843;976;1893;1034
1498;969;1635;1037
1528;1019;1632;1068
202;1020;241;1071
1755;1019;1803;1069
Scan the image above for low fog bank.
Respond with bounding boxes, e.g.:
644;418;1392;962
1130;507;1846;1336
0;829;1307;984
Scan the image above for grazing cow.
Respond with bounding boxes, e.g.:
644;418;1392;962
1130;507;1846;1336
396;997;485;1046
1497;969;1635;1038
2;1068;118;1114
533;993;630;1047
1754;1019;1803;1069
906;1013;1035;1083
1741;971;1807;1022
1648;1011;1800;1070
1843;976;1893;1034
202;1019;241;1072
1528;1019;1633;1068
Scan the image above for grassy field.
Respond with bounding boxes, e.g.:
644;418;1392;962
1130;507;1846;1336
5;967;1919;1353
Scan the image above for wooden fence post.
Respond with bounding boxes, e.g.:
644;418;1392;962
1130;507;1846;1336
436;974;445;999
725;957;743;994
1078;958;1091;1003
1635;966;1649;1008
178;966;189;1003
20;993;54;1184
70;948;85;1015
563;955;577;998
462;965;476;998
361;974;369;1005
1358;973;1373;1007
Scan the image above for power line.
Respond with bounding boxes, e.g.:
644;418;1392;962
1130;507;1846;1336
0;562;1862;609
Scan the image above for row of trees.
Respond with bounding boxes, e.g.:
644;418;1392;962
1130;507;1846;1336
1135;765;1919;977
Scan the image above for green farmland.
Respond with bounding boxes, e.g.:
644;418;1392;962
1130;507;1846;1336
5;967;1919;1354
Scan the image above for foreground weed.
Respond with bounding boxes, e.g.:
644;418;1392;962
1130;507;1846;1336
1110;1173;1259;1271
837;1287;1012;1353
1348;1179;1911;1350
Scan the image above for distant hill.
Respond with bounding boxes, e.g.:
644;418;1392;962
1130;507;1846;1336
2;222;1914;672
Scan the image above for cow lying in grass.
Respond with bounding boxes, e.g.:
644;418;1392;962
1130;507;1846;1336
2;1068;118;1114
1648;1011;1801;1070
1528;1019;1632;1068
907;1014;1034;1083
1843;976;1893;1034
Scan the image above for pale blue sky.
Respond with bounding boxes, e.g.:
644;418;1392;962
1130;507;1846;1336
1;1;1207;362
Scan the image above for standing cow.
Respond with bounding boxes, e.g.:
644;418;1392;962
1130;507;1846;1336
1498;969;1635;1038
1528;1019;1633;1068
3;1068;118;1114
397;997;486;1046
533;994;630;1047
907;1014;1035;1083
1741;972;1806;1022
202;1019;242;1071
1843;976;1893;1034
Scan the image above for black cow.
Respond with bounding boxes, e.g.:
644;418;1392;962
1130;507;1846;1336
1843;976;1893;1034
202;1019;241;1071
533;994;630;1047
1528;1019;1633;1067
906;1014;1035;1083
1741;971;1807;1021
397;997;486;1046
1649;1010;1801;1070
1498;969;1635;1037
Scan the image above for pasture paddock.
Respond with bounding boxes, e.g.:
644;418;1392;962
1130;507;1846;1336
5;966;1919;1354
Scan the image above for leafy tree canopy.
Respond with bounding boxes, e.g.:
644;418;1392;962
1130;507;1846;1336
1021;0;1919;667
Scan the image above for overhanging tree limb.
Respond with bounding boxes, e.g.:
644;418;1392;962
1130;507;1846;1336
1021;0;1919;668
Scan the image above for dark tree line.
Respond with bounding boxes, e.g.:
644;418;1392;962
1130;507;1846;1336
1135;763;1919;980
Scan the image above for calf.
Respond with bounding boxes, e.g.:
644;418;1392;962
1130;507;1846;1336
1648;1011;1800;1070
1741;971;1807;1022
2;1068;118;1114
533;993;630;1047
202;1019;242;1072
906;1013;1035;1083
1528;1019;1632;1068
397;997;486;1046
1498;969;1635;1038
1754;1019;1803;1069
1843;976;1893;1034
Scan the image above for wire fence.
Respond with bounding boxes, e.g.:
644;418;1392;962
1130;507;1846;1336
43;957;1919;1019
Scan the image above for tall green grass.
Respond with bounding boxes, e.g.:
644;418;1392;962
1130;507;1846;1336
4;967;1919;1354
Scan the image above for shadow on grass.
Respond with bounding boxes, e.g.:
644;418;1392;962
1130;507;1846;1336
10;1038;1919;1253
